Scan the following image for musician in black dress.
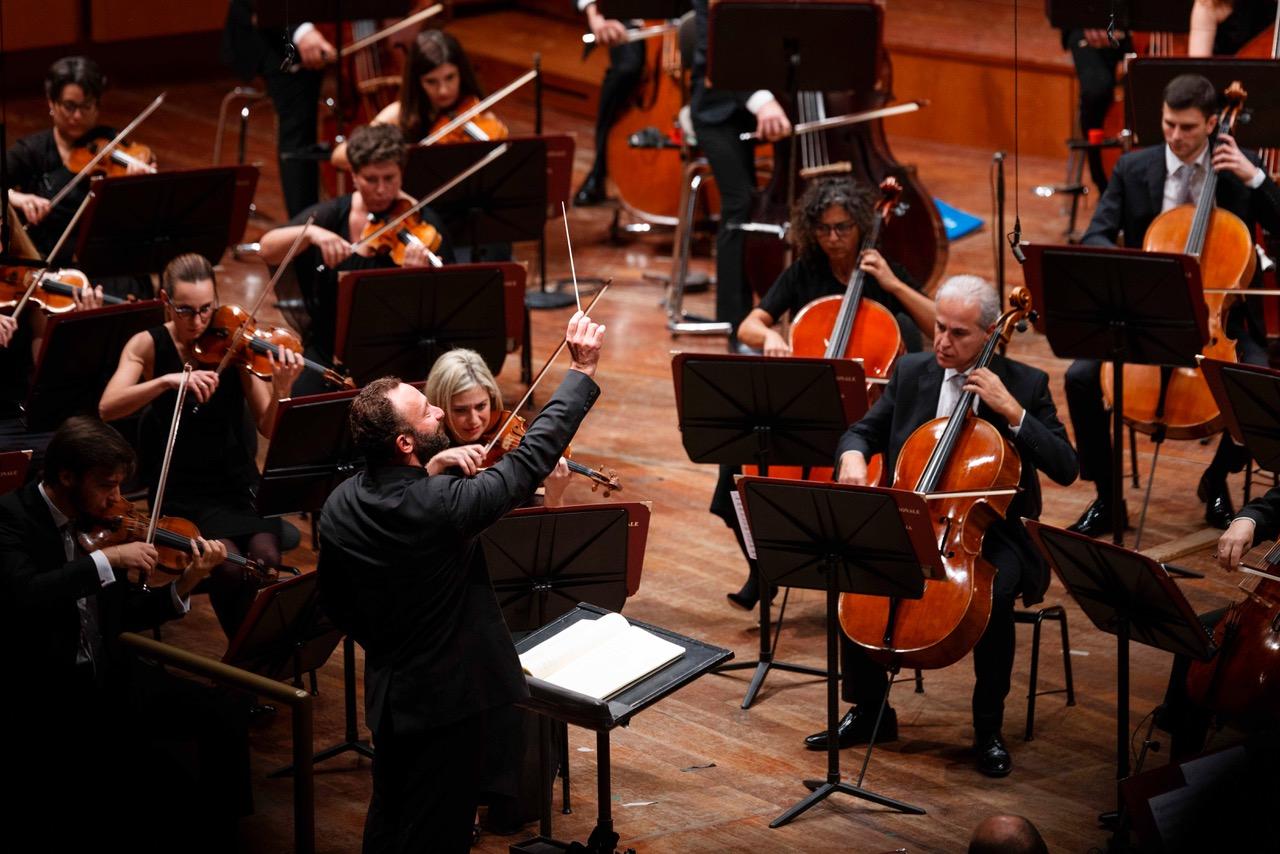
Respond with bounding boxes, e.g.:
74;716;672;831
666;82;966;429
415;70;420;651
99;253;304;637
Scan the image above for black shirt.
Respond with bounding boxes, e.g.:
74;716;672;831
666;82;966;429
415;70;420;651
1215;0;1277;55
5;127;109;262
757;253;921;329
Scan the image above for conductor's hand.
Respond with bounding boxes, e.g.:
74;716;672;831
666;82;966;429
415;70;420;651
268;347;305;397
106;541;159;586
297;28;336;70
566;311;606;379
1213;134;1261;184
0;314;16;349
754;98;791;143
9;190;50;226
1217;517;1256;572
313;228;354;268
71;283;104;312
427;444;485;476
963;368;1024;429
586;5;628;46
836;451;868;486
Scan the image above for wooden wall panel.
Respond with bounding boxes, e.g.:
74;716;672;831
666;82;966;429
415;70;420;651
90;0;225;42
2;0;79;50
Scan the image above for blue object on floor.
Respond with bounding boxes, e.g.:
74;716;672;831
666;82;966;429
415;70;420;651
933;197;984;241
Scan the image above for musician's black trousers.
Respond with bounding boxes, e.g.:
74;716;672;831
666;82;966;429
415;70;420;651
264;66;322;218
586;41;646;182
839;594;1016;738
692;114;757;331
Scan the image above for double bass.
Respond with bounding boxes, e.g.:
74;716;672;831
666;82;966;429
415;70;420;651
838;288;1035;670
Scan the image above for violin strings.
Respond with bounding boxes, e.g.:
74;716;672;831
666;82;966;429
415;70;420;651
561;201;582;312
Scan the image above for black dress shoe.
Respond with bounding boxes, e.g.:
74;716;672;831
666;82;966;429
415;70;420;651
1066;498;1127;538
804;705;897;750
975;732;1012;777
573;173;607;207
1198;472;1235;530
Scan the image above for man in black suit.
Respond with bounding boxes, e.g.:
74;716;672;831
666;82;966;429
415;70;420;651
1065;73;1280;537
807;276;1078;777
317;311;605;853
222;0;335;217
690;0;791;339
0;416;227;845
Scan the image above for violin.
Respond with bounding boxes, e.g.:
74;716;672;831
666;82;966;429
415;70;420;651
360;197;444;267
192;304;354;389
1101;82;1254;441
1185;540;1280;723
0;266;124;314
480;409;622;496
77;497;275;588
425;95;509;145
63;128;155;178
839;288;1035;670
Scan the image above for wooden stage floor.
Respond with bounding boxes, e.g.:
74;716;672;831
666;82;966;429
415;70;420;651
6;18;1251;851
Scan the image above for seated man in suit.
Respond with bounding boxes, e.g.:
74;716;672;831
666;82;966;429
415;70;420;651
317;310;605;853
814;276;1078;777
1064;73;1280;537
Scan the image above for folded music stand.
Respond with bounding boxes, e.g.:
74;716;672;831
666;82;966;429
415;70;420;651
24;300;165;432
1126;59;1280;150
72;166;258;275
485;502;650;634
739;476;942;823
1200;357;1280;474
254;388;362;520
1023;244;1206;547
513;603;732;852
1024;520;1215;836
1046;0;1194;33
672;352;868;709
333;262;520;387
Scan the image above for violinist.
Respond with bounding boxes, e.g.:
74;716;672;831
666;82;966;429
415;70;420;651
1065;74;1280;537
316;312;604;851
1189;0;1278;56
98;253;305;637
818;277;1078;777
6;56;155;290
572;2;645;207
258;123;454;391
423;348;573;506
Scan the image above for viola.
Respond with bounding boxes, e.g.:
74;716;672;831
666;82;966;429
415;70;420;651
1186;540;1280;723
1101;82;1255;441
77;497;275;588
192;304;354;389
480;409;622;495
64;128;155;178
360;197;444;266
425;95;509;145
0;266;124;314
838;288;1035;670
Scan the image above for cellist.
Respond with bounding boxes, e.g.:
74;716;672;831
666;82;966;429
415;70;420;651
1189;0;1277;56
817;276;1077;778
1064;74;1280;538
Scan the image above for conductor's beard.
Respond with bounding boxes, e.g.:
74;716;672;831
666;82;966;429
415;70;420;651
410;425;451;467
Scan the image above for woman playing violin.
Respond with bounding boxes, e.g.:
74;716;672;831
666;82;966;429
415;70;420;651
6;57;155;275
423;348;572;506
258;123;453;393
98;254;305;637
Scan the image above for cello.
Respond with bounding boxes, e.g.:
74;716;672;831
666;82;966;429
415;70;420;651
838;288;1035;670
1100;82;1255;441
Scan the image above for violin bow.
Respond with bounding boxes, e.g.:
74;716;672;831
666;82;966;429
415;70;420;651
287;4;444;72
8;191;95;323
482;282;611;458
351;143;509;252
48;93;165;210
419;69;537;145
143;364;192;589
561;201;581;312
738;100;926;142
582;21;676;45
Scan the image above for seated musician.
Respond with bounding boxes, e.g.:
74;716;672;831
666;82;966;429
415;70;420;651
6;57;154;298
98;253;304;638
423;348;572;506
818;275;1078;777
1065;74;1280;537
719;176;934;609
259;123;454;394
572;2;645;206
1189;0;1278;56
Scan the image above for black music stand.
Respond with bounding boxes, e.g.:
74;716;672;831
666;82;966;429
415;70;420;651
1046;0;1193;33
1024;522;1214;803
1201;357;1280;474
71;166;258;275
513;603;732;853
672;352;868;709
485;502;649;634
1126;59;1280;150
333;263;512;386
254;389;361;519
24;300;165;431
597;0;689;16
0;450;31;494
738;477;942;824
1023;244;1207;547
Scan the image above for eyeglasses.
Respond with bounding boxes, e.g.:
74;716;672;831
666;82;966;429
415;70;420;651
53;99;98;115
813;220;857;238
170;302;216;319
